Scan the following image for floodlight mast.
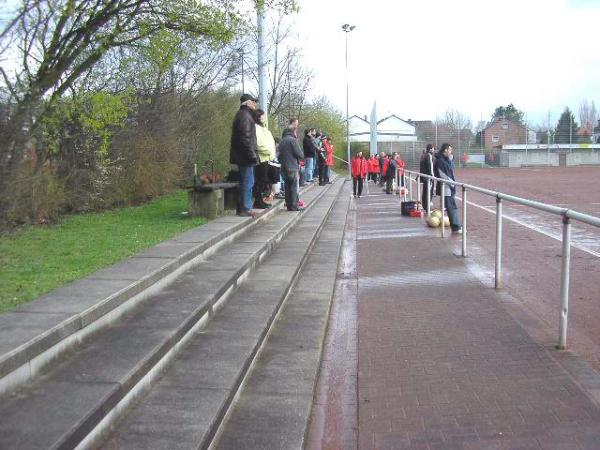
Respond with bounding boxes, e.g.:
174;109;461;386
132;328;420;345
342;23;356;179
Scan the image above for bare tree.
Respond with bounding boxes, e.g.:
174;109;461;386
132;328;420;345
579;99;598;130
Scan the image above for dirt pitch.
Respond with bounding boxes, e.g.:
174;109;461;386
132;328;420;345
452;166;600;370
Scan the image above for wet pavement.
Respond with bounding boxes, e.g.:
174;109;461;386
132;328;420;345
320;183;600;449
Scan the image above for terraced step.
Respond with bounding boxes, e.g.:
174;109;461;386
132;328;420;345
0;181;337;450
99;180;348;450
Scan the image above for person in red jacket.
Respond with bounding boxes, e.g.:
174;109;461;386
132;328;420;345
395;153;405;187
368;155;379;182
351;151;368;197
324;136;334;183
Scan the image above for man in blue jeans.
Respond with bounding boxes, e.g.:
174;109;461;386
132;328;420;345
302;128;316;182
230;94;259;217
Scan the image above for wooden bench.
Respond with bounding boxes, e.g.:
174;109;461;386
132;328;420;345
187;182;239;219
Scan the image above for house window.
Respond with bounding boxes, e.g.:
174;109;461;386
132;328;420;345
501;122;508;130
492;135;500;143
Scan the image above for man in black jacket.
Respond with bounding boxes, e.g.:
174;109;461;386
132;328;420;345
230;94;259;217
302;128;316;182
419;143;435;212
279;125;305;211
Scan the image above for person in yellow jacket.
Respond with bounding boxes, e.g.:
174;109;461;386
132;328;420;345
254;108;276;208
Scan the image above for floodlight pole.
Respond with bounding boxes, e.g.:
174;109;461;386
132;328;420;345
343;24;355;179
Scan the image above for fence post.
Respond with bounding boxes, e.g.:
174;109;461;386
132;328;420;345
427;178;431;216
462;185;467;257
495;196;503;289
440;184;445;238
557;215;572;350
408;174;412;200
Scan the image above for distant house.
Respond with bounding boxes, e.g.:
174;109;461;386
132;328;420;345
594;119;600;144
348;114;417;155
481;117;527;148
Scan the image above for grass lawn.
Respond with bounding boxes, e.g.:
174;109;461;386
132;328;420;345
0;191;206;313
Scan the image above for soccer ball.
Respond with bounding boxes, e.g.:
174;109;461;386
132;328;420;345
431;209;443;219
427;216;441;227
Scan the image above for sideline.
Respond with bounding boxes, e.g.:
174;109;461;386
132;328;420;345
456;195;600;258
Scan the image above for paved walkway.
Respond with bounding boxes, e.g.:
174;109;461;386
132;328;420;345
355;189;600;449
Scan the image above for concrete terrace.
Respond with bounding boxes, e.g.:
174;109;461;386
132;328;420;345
0;178;599;449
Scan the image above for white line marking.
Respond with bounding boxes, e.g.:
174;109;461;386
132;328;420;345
456;196;600;258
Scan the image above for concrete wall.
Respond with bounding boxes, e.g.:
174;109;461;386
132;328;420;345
500;150;600;167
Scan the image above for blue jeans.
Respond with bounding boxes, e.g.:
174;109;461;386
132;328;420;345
238;165;255;212
445;196;461;231
304;157;314;181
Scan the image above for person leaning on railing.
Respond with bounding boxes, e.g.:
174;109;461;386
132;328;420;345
433;143;462;234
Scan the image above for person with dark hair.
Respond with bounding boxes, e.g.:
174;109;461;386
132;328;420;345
302;128;316;183
378;151;386;185
230;94;259;217
253;108;276;209
279;125;305;211
420;143;435;212
385;153;397;194
434;143;462;233
315;130;328;185
351;151;368;197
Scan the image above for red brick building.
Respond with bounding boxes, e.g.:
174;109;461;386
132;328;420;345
481;117;527;148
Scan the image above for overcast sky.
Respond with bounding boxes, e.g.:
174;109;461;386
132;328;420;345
287;0;600;127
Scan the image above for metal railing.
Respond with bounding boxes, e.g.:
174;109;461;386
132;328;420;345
395;168;600;351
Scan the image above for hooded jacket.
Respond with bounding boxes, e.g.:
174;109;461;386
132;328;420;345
230;105;258;166
433;152;456;197
256;122;276;162
278;129;304;171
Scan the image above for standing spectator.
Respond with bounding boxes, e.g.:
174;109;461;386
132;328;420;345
302;128;316;182
385;154;397;194
253;108;276;209
230;94;259;217
378;151;386;185
312;129;322;180
324;135;334;183
395;153;405;187
279;125;305;211
419;143;435;212
351;151;368;197
316;131;328;185
368;154;379;182
461;151;468;168
434;143;462;233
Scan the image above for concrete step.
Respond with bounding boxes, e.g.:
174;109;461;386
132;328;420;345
0;182;316;397
213;183;351;450
0;181;338;450
98;180;348;450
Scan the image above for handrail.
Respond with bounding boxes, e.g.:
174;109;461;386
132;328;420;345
332;154;349;165
405;170;600;228
400;168;600;350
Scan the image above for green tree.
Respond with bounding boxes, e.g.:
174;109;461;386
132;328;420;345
491;104;524;125
554;107;578;144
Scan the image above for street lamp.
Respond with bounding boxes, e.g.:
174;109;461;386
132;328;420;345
342;23;356;179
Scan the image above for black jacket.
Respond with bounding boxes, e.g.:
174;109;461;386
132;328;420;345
278;130;304;171
302;135;316;158
419;152;434;177
230;105;258;166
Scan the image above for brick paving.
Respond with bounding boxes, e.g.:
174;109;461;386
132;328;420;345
355;189;600;449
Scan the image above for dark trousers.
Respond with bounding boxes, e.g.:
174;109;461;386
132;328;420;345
385;173;395;194
445;196;461;231
352;177;363;196
253;162;269;204
318;160;326;185
421;179;433;212
283;169;299;210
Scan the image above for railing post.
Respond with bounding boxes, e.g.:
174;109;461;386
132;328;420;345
427;178;431;216
557;215;572;350
408;174;412;200
462;185;467;257
440;184;445;238
495;195;503;289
